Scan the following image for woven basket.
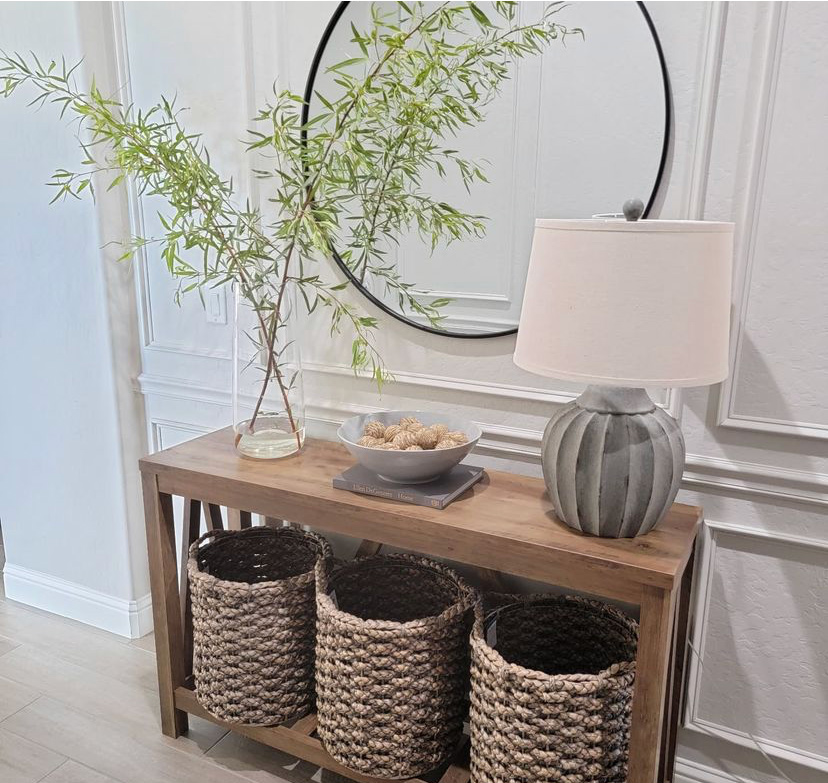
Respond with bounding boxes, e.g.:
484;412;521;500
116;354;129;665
315;554;479;779
470;594;638;783
188;526;332;725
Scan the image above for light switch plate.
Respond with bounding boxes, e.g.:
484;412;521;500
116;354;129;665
206;286;227;325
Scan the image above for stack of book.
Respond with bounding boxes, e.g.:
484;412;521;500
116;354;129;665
332;463;485;509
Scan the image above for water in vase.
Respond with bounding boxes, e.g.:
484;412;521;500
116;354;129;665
234;413;305;459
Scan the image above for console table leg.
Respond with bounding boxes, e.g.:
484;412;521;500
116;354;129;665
661;553;694;782
628;584;675;783
142;472;188;737
180;499;202;681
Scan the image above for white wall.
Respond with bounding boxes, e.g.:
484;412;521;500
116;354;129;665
3;2;827;782
0;2;150;637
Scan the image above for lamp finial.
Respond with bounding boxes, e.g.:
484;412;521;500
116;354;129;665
623;198;645;222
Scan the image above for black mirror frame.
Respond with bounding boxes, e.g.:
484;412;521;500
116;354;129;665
301;1;672;340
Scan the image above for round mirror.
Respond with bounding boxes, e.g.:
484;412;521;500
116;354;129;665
303;2;670;338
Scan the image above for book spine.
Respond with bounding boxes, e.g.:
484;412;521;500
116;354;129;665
332;479;444;509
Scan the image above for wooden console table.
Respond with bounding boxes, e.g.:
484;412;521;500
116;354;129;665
140;428;700;783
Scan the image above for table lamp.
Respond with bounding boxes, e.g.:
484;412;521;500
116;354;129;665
514;200;734;538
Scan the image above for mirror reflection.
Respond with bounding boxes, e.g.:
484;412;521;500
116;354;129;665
304;1;669;337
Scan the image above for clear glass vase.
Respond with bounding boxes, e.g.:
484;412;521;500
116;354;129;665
231;282;305;459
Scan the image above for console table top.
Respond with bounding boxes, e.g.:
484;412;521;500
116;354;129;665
140;429;700;602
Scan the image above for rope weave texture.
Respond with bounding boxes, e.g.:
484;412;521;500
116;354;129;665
188;526;332;725
315;554;479;779
470;594;638;783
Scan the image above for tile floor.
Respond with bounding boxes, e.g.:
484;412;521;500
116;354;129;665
0;542;345;783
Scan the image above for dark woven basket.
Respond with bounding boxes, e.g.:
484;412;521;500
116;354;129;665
188;526;332;725
470;595;639;783
315;554;479;779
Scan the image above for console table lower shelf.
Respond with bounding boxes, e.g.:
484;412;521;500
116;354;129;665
140;430;700;783
175;685;471;783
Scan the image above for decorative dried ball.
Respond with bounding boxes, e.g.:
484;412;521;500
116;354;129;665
379;442;400;450
431;424;449;437
416;428;439;450
363;420;386;439
446;430;467;444
399;416;422;430
435;439;459;450
405;444;424;451
357;435;384;447
393;431;418;449
407;421;425;432
383;424;403;442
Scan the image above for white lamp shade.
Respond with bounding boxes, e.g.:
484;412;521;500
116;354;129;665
513;219;734;387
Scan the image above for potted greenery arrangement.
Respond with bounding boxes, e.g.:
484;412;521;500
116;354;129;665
1;2;578;458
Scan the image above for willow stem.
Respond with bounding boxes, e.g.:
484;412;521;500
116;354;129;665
244;306;301;450
244;6;442;440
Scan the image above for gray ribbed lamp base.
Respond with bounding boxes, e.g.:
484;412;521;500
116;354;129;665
542;386;685;538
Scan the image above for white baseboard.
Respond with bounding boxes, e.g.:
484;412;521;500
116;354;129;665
2;563;153;639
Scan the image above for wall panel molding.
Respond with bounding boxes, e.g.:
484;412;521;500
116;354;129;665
137;373;828;507
114;0;237;361
150;419;211;453
305;361;581;406
715;1;784;432
674;758;756;783
717;409;828;442
682;454;828;508
715;3;826;441
410;289;511;304
404;312;518;334
684;518;828;774
303;361;683;415
683;0;727;221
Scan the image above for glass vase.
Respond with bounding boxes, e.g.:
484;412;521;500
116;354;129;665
231;282;306;459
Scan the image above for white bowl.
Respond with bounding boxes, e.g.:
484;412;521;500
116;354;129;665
337;410;482;484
